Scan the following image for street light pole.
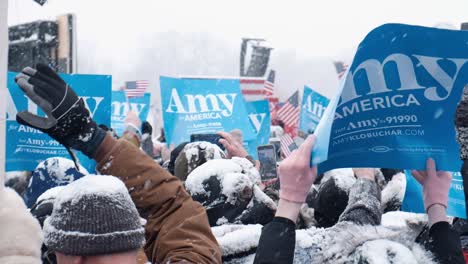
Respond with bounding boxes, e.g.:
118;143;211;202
0;0;8;186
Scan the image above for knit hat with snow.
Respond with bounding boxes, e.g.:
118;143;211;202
43;175;145;256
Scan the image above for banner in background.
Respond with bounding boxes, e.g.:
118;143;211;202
313;24;468;173
6;72;111;172
111;91;151;136
160;76;256;145
299;86;330;135
402;170;466;219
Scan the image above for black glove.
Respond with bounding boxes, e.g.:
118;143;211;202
141;121;153;135
15;64;106;158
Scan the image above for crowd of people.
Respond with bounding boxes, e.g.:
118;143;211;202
1;63;467;264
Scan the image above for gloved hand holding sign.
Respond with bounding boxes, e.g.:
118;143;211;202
15;64;106;158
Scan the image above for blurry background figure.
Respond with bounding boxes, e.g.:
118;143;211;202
141;121;154;158
122;110;142;147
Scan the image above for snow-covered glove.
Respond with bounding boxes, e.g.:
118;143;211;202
15;64;106;158
279;135;318;203
411;158;452;211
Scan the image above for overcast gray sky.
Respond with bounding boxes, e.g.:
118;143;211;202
7;0;468;101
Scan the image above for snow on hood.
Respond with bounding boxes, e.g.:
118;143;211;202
296;221;436;264
186;158;260;196
32;157;88;186
212;224;263;257
53;175;130;209
381;211;428;228
321;168;355;191
381;172;406;209
184;141;225;161
36;186;66;203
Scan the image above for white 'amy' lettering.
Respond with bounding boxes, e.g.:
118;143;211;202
340;53;468;106
166;88;237;117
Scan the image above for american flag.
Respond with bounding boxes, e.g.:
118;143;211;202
124;80;149;98
280;134;297;158
277;91;300;135
263;70;275;96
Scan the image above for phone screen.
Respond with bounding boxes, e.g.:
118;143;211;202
190;134;225;150
258;145;278;181
462;23;468;30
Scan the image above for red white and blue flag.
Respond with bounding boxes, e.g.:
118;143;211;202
280;134;297;158
277;91;300;136
124;80;149;98
263;70;275;96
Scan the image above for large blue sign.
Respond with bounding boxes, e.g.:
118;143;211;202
245;100;271;159
111;91;151;136
299;86;330;135
160;76;256;145
313;24;468;173
6;72;111;172
401;170;466;219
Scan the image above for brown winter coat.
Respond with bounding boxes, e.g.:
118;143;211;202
95;135;222;264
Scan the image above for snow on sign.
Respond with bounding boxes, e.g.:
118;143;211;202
111;91;151;136
299;86;330;135
313;23;468;173
5;72;111;172
160;76;256;145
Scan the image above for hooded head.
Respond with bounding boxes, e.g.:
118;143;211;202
174;141;225;181
23;157;88;208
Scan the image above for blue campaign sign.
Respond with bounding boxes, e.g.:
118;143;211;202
299;86;330;135
244;100;271;159
160;76;256;145
5;72;111;173
313;24;468;173
401;170;466;219
111;91;151;136
246;100;271;146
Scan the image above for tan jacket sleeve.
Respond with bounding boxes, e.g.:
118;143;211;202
95;135;221;264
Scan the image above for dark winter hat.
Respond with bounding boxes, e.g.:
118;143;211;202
23;157;88;208
314;169;356;228
43;175;145;256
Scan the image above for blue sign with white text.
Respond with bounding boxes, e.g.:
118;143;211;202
6;72;111;172
313;24;468;173
402;170;466;219
299;86;330;135
160;76;256;145
111;91;151;136
245;100;271;159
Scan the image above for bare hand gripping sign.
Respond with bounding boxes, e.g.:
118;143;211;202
313;24;468;173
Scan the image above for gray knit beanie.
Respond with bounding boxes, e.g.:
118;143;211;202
43;175;145;256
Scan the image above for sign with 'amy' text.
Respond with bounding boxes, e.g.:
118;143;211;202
6;72;111;172
313;24;468;173
111;91;151;136
160;76;256;145
300;86;330;135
